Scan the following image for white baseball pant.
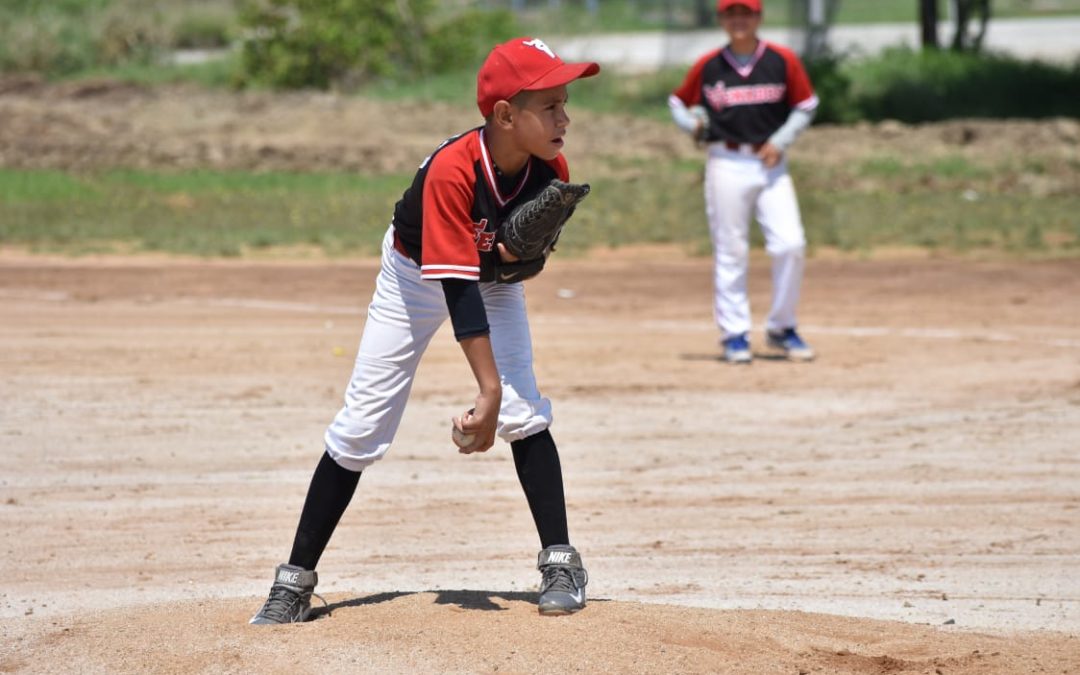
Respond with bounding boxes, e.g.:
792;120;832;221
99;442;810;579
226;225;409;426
704;143;807;339
324;226;553;472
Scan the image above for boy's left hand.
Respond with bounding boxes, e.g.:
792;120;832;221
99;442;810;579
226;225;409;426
494;243;547;284
498;179;590;261
497;243;520;263
757;143;783;168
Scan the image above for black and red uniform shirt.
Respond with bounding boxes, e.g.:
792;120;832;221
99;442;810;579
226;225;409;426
672;40;818;145
392;127;570;283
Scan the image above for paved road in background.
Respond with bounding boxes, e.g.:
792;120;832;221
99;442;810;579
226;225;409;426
552;16;1080;71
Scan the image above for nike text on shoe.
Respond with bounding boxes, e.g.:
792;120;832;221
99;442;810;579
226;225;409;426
721;333;752;364
766;327;815;361
249;563;321;625
536;544;588;616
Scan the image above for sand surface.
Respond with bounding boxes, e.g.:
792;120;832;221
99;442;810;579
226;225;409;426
2;250;1078;673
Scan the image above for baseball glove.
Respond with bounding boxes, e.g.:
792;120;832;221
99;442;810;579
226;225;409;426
500;179;590;261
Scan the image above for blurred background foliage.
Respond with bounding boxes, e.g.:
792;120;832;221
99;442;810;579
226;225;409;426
234;0;518;89
1;0;1079;122
807;47;1080;123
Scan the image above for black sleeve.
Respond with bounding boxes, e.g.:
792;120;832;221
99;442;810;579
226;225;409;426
441;279;490;341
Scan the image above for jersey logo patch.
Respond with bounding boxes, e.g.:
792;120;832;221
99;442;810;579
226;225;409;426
704;82;786;111
473;219;495;252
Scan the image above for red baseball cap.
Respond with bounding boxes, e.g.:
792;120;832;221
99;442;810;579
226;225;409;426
476;37;600;117
718;0;762;11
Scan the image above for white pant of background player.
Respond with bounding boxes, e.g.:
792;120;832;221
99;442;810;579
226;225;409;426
324;227;552;472
704;142;806;340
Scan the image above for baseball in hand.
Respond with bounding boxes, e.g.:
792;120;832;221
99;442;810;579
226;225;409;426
452;426;476;448
451;408;476;448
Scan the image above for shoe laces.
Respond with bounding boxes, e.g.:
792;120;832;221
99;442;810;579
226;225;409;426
540;564;587;594
258;584;327;623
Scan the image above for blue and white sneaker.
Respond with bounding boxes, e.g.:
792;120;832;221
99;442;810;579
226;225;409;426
766;328;815;361
721;333;752;364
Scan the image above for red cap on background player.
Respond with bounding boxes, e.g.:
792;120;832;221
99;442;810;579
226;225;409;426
477;37;600;118
718;0;762;12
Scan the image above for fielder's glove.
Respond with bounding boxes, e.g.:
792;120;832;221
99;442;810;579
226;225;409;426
494;179;590;283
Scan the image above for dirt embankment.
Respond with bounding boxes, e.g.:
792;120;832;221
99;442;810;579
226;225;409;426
2;74;1078;197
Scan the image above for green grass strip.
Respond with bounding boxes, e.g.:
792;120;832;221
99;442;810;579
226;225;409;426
2;166;1077;258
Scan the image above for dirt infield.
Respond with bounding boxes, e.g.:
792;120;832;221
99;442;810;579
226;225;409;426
2;248;1078;673
2;75;1079;673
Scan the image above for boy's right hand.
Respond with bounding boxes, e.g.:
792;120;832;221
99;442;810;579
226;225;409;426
690;105;709;143
454;390;500;454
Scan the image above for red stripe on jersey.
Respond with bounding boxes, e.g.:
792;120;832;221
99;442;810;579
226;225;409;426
671;48;721;107
767;41;817;110
420;132;485;281
420;264;481;280
479;129;532;207
548;153;570;182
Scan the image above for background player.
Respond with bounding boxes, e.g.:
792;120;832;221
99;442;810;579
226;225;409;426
668;0;818;364
249;37;598;624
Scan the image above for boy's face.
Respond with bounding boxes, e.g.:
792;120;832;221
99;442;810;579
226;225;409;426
720;5;761;40
508;84;571;161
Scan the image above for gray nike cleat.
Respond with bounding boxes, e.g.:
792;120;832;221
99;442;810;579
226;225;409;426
249;563;320;625
536;544;588;616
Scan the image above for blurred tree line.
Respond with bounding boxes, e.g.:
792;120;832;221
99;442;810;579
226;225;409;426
1;0;1076;122
232;0;1005;90
236;0;516;89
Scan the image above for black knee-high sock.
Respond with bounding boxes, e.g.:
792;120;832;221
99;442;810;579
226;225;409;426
288;450;361;571
511;429;569;549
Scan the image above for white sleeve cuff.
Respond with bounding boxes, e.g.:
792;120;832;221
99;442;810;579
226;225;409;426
668;94;705;136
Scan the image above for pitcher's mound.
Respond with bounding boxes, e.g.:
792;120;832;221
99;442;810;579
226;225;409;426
4;591;1077;674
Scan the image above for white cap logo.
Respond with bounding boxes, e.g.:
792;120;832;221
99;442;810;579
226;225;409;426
522;38;556;60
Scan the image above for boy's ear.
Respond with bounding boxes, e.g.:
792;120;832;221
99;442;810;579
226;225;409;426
491;100;514;128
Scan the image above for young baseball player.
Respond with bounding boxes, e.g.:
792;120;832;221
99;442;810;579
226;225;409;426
669;0;818;364
249;37;599;624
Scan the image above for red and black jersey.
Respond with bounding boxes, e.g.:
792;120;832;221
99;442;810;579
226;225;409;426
672;41;818;145
392;128;569;283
